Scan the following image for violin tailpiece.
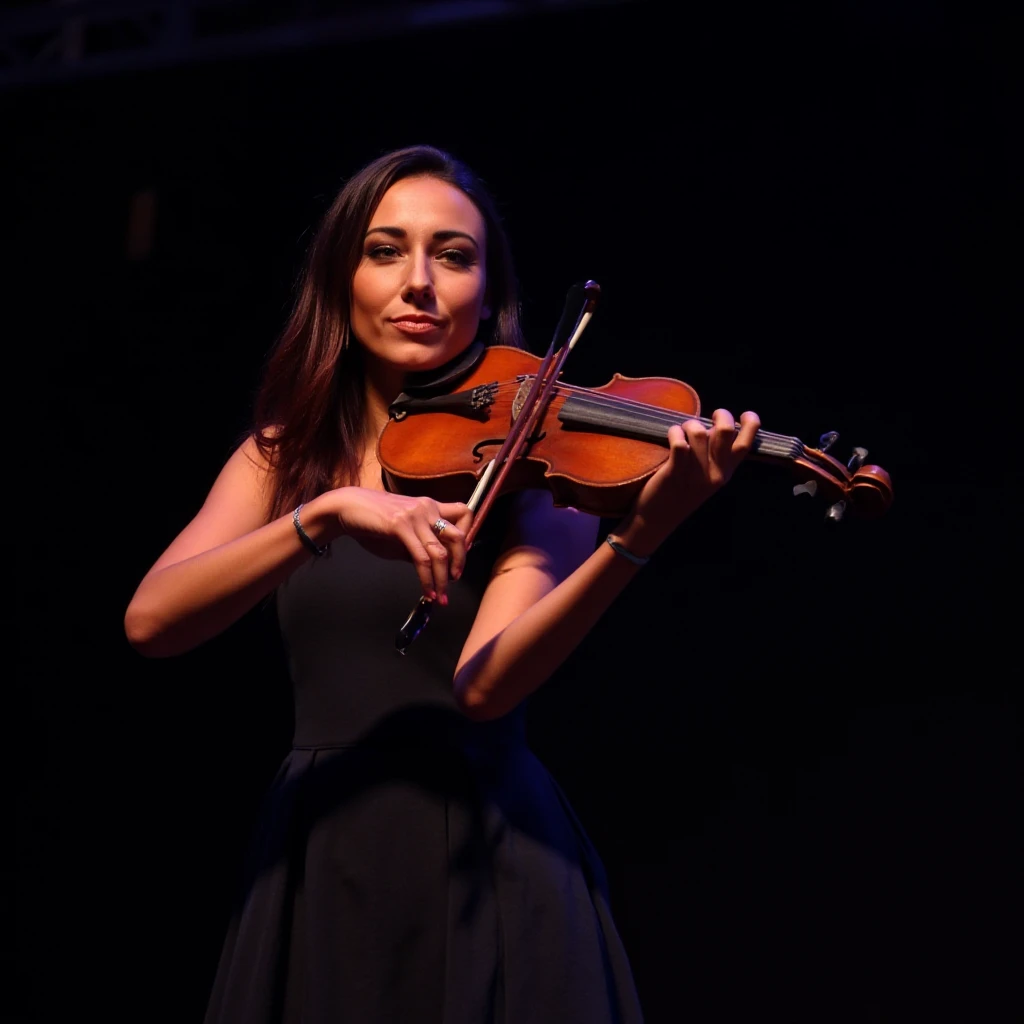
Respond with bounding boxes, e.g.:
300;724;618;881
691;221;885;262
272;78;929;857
389;383;499;421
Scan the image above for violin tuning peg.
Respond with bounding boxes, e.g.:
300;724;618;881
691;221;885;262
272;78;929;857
819;431;839;453
847;446;868;472
825;499;847;523
793;480;818;499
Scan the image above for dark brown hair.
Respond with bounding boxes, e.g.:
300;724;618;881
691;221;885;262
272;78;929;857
251;145;525;519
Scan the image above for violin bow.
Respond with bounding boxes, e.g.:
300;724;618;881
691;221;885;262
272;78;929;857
463;280;600;546
394;280;601;653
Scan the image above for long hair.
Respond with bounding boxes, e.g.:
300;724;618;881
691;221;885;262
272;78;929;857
251;145;525;519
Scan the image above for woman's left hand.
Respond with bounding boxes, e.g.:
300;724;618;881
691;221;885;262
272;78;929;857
617;408;761;553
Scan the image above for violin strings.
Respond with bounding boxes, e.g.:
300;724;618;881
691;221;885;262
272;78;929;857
565;394;802;458
553;382;799;444
494;377;806;459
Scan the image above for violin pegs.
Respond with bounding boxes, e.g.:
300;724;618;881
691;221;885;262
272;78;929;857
825;499;847;523
847;446;869;472
819;430;839;453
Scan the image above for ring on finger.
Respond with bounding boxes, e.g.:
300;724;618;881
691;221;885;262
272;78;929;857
432;518;448;536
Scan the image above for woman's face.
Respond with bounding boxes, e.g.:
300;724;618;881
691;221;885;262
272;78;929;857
350;175;491;376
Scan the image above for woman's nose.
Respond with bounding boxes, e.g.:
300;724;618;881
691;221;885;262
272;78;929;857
402;251;435;303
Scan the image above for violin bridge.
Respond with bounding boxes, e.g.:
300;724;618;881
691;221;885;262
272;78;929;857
512;376;540;423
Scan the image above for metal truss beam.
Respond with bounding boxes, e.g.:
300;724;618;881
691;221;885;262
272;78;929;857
0;0;636;91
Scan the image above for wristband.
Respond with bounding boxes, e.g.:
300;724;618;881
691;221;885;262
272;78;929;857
605;534;649;566
293;504;328;557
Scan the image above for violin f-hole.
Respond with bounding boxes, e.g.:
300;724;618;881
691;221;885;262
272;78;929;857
471;430;547;463
471;438;508;462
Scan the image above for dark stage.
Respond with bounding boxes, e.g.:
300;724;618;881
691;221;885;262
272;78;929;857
10;1;1020;1021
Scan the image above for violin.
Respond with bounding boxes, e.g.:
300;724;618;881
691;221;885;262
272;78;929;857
379;345;892;520
379;281;893;650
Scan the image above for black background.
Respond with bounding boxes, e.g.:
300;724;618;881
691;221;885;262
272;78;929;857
11;1;1020;1021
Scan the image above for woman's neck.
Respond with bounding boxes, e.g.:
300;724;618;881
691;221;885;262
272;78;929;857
362;363;405;448
357;372;403;491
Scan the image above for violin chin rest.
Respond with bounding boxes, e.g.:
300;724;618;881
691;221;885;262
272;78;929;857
400;341;487;396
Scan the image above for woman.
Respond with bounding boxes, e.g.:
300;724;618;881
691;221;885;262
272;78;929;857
125;144;759;1023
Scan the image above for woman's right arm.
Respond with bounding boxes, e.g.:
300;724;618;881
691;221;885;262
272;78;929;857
124;436;474;658
124;437;338;658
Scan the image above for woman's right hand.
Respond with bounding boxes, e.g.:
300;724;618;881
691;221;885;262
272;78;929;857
329;487;474;605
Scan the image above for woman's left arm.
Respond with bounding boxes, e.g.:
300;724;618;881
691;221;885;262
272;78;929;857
454;409;759;719
453;488;645;720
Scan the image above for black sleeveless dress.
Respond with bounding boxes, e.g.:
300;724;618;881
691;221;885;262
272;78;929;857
203;496;644;1023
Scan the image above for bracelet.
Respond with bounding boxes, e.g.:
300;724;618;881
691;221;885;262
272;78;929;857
605;534;650;566
293;504;328;557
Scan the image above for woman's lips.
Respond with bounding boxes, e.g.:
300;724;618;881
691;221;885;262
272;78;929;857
390;318;444;335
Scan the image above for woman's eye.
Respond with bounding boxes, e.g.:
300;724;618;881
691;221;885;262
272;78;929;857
368;244;400;259
437;248;473;266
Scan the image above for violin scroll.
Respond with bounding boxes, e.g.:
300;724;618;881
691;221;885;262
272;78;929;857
845;463;894;517
790;436;893;521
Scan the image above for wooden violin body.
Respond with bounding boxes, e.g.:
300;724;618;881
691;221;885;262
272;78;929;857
377;346;893;521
